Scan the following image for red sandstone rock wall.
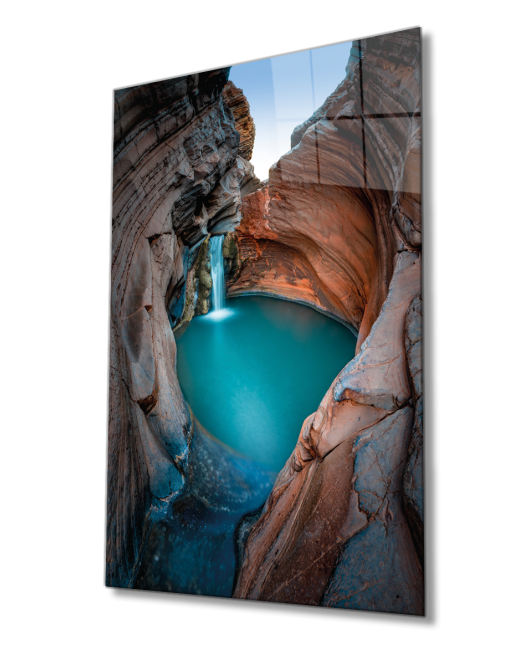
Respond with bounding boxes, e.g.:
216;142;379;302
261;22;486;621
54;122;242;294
233;28;424;614
231;182;378;338
229;30;421;351
108;29;424;613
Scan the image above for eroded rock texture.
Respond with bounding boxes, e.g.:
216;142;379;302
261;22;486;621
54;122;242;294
223;81;256;161
229;30;421;352
132;422;275;596
202;154;260;236
233;28;424;614
107;28;423;614
107;72;271;589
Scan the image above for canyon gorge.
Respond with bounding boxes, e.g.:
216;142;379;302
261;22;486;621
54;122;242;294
107;27;423;614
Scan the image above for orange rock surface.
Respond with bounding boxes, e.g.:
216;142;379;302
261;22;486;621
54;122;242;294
108;28;424;613
232;28;424;613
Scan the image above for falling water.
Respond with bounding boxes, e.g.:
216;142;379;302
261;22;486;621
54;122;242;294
210;235;226;312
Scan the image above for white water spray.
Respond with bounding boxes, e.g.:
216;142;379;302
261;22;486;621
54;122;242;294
209;235;232;320
210;235;225;311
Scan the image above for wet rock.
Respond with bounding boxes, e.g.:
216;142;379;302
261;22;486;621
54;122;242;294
108;67;256;588
222;231;243;280
195;236;212;316
132;422;275;596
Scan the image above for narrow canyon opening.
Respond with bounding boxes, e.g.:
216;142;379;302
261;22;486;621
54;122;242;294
109;29;423;614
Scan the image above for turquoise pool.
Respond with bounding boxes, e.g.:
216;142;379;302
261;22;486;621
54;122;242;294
175;296;358;473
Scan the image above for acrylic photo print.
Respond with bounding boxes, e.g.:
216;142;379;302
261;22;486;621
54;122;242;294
107;26;423;615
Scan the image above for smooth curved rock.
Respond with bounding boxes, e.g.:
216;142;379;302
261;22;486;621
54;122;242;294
321;409;422;615
233;253;423;613
107;69;260;588
233;406;421;613
230;179;379;342
229;29;421;352
132;423;274;596
233;28;424;614
108;28;424;614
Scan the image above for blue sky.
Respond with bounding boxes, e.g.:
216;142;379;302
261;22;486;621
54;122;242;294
230;40;353;181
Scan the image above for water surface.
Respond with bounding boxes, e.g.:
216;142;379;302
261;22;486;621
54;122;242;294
175;296;357;472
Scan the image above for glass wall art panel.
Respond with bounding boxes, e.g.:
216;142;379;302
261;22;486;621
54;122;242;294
107;26;423;615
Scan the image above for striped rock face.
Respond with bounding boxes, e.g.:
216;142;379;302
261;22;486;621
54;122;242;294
108;70;266;589
223;80;256;162
231;28;424;614
107;28;423;614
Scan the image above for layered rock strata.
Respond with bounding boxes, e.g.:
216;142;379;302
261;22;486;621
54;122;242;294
229;183;378;337
195;80;260;238
232;28;424;614
201;154;260;237
222;81;256;161
108;28;424;614
229;30;421;351
108;72;268;588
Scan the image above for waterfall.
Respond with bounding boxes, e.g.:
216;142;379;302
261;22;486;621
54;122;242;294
210;235;226;312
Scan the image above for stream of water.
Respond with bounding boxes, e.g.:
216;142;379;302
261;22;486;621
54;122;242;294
209;235;227;316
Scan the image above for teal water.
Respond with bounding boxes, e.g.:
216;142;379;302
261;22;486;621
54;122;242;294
175;296;358;473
